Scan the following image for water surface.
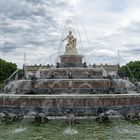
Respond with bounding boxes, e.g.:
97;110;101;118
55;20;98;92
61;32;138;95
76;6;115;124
0;120;140;140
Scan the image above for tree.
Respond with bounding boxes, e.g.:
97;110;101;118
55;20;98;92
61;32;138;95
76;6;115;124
118;61;140;81
0;59;17;82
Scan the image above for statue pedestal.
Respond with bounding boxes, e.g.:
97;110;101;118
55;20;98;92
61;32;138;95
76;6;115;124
60;55;83;67
64;48;78;55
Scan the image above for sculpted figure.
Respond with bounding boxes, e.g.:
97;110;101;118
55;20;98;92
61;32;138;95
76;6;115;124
63;31;77;54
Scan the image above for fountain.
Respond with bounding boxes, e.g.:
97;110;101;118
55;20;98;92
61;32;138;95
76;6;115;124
0;19;140;121
3;30;134;95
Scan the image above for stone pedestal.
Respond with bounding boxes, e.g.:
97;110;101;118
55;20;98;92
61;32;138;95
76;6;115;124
60;55;83;67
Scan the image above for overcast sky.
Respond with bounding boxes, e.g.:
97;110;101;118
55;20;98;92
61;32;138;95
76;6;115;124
0;0;140;67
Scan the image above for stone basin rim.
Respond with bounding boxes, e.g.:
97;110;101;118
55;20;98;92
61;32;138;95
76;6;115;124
0;93;140;99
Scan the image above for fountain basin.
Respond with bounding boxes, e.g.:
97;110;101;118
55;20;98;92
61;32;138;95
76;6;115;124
0;93;140;117
4;79;130;94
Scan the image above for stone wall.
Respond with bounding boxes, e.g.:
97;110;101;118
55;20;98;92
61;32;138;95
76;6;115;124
60;55;83;67
0;94;140;116
24;64;119;75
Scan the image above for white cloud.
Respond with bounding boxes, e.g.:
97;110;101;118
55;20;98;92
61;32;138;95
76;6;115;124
0;0;139;67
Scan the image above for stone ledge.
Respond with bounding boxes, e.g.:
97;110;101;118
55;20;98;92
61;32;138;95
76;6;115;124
0;93;140;99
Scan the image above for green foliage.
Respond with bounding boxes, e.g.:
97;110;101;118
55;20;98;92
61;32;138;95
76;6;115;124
0;58;17;82
0;81;3;90
118;61;140;81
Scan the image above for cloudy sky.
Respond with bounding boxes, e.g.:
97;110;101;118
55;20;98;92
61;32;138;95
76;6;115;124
0;0;140;67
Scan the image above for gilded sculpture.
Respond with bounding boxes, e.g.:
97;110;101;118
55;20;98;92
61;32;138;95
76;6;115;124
63;31;77;55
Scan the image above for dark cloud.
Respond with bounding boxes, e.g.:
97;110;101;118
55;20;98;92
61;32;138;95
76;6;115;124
0;41;18;53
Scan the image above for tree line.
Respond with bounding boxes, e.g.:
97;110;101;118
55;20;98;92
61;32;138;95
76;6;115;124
118;61;140;82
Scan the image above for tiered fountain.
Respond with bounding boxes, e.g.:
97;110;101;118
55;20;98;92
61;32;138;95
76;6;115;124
4;31;133;95
1;28;140;119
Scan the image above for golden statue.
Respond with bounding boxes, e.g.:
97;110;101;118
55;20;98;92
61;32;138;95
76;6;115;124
63;31;77;55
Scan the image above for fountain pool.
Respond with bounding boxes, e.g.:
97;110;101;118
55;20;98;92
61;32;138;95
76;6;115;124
0;120;140;140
